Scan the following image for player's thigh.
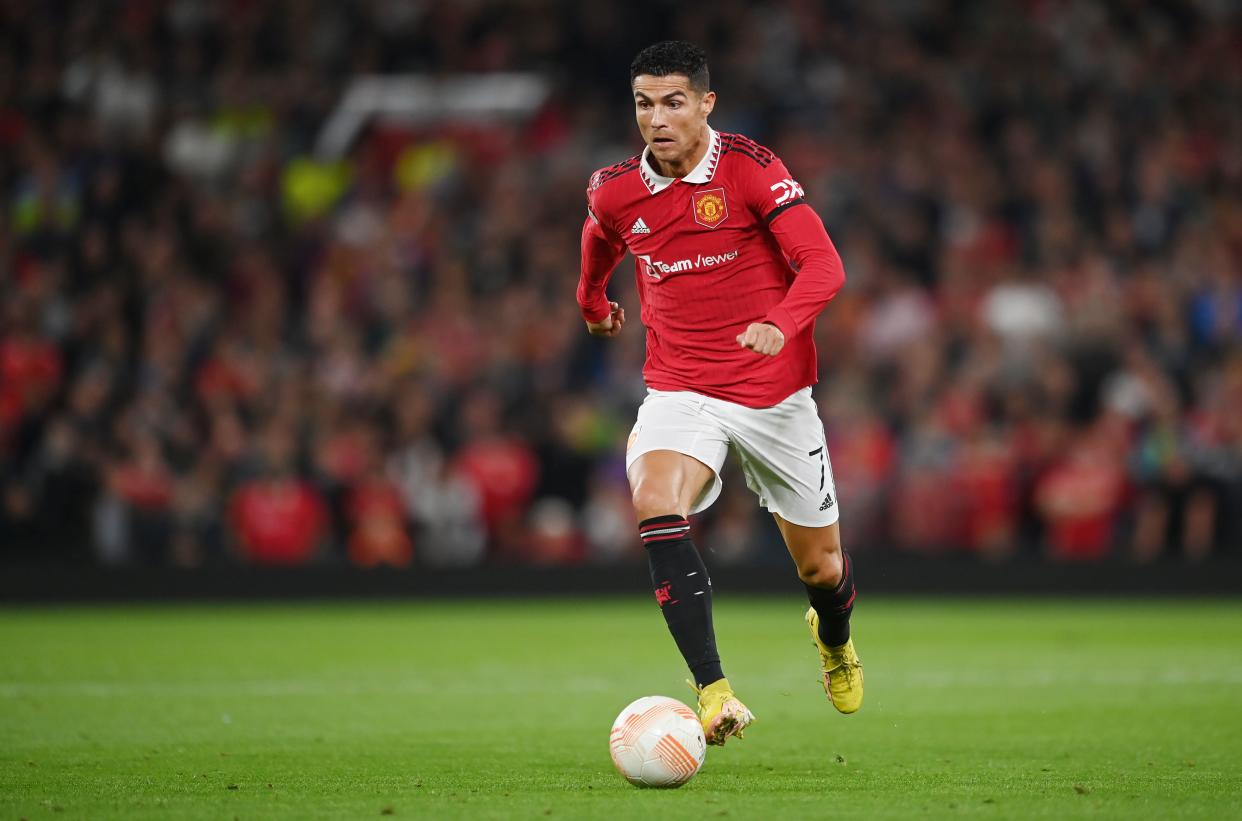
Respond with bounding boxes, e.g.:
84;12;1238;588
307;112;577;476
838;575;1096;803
628;450;718;519
719;388;841;528
625;390;730;517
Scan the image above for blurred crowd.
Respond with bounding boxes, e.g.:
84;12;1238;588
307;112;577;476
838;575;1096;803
2;0;1240;568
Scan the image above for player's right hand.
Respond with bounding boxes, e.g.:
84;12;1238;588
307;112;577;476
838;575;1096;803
586;301;625;337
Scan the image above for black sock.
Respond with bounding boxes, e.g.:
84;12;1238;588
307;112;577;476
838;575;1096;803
640;515;724;688
805;549;855;647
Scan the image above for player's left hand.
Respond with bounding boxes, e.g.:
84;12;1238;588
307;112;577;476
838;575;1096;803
586;301;626;337
737;322;785;357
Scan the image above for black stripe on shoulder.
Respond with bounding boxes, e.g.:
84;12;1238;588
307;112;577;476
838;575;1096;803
765;197;807;224
721;133;776;161
589;156;640;191
722;145;773;168
597;164;639;185
607;157;640;174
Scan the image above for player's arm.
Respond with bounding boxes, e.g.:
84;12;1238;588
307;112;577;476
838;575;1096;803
737;159;845;356
577;206;628;337
760;204;846;343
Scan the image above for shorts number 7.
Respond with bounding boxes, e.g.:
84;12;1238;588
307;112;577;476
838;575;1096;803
808;446;825;491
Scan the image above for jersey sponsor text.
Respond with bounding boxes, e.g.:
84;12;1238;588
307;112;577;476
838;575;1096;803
638;250;739;279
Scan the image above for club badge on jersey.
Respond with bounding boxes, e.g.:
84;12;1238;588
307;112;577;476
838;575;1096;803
692;188;728;229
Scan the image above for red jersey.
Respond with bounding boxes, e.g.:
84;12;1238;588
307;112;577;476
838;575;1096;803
229;480;327;565
577;128;846;408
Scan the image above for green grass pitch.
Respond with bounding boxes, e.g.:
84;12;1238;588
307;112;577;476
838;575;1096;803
2;597;1240;819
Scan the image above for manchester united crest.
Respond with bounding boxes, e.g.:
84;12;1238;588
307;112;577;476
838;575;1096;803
692;188;728;229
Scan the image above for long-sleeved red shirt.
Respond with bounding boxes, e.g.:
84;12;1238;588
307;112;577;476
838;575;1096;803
577;128;846;408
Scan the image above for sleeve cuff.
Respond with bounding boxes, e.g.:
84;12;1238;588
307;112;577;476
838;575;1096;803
762;307;798;344
580;297;612;323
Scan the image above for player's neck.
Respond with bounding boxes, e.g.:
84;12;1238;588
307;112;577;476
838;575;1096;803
647;127;711;179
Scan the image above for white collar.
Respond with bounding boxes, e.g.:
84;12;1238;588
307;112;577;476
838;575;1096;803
639;127;721;194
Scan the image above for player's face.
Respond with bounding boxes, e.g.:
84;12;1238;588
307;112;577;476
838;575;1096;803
632;74;716;173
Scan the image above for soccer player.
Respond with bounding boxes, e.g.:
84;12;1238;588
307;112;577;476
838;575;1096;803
576;41;861;746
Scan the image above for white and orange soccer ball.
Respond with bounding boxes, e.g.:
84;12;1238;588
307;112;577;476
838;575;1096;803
608;696;707;788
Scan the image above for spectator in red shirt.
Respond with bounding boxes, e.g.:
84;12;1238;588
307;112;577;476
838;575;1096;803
1035;426;1128;560
229;426;327;565
0;304;61;443
102;429;174;565
450;388;538;555
345;464;413;568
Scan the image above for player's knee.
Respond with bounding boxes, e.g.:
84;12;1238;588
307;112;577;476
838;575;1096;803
797;550;843;589
630;482;682;521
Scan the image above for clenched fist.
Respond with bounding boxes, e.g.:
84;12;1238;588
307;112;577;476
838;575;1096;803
736;322;785;356
586;301;626;337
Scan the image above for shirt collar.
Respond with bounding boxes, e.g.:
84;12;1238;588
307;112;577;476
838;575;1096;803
639;127;721;194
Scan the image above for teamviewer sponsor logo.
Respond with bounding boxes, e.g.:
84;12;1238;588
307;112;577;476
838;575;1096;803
637;250;738;280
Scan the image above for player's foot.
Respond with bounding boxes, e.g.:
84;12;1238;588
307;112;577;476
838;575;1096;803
690;677;755;746
805;607;864;713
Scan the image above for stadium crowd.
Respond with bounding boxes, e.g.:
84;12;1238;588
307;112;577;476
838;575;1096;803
2;0;1240;568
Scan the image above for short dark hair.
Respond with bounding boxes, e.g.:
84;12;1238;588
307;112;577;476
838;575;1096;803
630;41;710;93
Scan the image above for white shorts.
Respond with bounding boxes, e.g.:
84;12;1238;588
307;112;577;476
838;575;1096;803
624;387;840;528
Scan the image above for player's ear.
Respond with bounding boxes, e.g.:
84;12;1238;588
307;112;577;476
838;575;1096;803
699;90;716;117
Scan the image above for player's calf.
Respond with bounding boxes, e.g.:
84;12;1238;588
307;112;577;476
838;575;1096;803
801;547;853;648
802;549;863;713
640;515;725;689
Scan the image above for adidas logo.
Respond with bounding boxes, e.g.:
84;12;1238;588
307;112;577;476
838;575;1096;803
819;492;834;512
631;217;650;234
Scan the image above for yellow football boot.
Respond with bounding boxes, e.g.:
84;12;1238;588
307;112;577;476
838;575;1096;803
690;677;755;746
805;607;864;713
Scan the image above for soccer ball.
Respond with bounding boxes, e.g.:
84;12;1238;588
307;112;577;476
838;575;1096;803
608;696;706;788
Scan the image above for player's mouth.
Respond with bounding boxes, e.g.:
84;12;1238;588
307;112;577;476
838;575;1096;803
651;136;676;147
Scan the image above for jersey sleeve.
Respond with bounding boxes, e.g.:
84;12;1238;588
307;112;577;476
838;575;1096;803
576;175;628;323
740;153;846;341
739;153;811;225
